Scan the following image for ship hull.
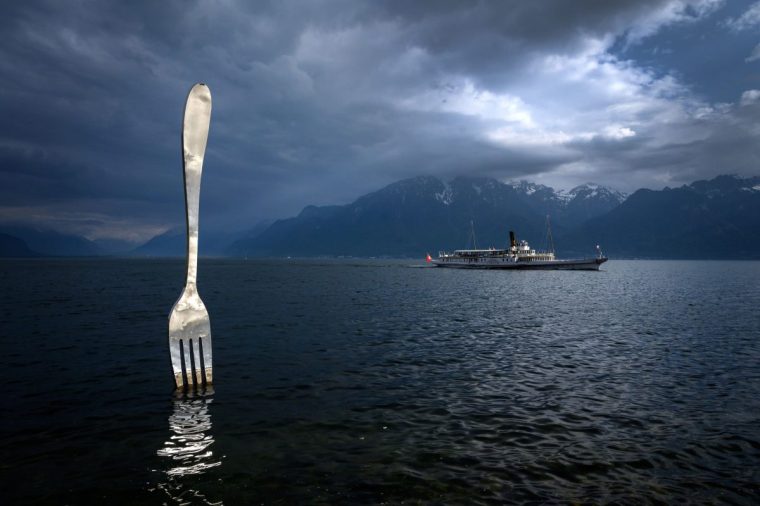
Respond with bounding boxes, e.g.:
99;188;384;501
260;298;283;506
432;257;607;270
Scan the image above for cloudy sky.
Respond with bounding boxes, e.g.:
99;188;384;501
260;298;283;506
1;0;759;243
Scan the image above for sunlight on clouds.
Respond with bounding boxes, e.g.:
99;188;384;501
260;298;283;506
242;0;753;194
603;125;637;139
396;35;656;152
623;0;724;42
541;38;616;80
741;89;760;105
486;127;593;147
724;1;760;31
400;80;535;127
486;124;635;148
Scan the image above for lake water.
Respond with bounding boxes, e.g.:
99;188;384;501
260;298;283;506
2;259;760;504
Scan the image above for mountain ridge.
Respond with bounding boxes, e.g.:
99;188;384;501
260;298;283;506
0;226;102;257
229;175;627;257
0;233;38;257
561;174;760;258
4;174;757;259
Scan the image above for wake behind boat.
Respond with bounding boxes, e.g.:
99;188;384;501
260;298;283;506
429;230;607;270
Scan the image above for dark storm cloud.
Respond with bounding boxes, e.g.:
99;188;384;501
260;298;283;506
0;0;757;241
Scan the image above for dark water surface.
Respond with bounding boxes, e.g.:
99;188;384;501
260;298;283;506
2;259;760;504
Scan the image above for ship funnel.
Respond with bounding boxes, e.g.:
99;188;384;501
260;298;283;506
509;231;516;248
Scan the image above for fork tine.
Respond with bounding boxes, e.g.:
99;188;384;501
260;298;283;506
171;339;185;389
199;337;213;384
182;338;194;388
190;339;204;386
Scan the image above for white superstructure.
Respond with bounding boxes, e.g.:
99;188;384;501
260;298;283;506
431;230;606;270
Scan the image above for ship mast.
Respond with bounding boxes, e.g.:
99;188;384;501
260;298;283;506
545;215;555;254
468;220;478;250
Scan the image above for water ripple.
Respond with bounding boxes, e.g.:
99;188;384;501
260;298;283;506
2;258;760;503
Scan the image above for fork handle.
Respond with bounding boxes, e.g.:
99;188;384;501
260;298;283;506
181;84;212;286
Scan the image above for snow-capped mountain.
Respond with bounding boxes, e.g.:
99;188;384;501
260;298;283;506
506;180;627;227
558;183;628;227
228;173;760;258
560;183;627;203
563;174;760;258
229;175;627;257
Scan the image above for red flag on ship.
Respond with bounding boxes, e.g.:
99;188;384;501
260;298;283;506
426;253;432;263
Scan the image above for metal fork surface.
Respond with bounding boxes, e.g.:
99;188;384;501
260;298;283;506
169;83;213;389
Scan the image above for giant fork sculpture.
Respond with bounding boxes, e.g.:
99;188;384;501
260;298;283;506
168;83;213;389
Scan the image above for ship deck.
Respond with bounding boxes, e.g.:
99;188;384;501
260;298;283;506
432;257;607;270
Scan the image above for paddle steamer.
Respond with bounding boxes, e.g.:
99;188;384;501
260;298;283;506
430;230;607;270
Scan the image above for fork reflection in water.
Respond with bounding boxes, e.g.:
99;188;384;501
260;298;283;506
156;389;222;504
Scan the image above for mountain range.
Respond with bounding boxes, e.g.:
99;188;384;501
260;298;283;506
564;175;760;258
0;225;103;257
230;174;760;259
2;174;759;259
131;222;270;257
228;176;627;257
